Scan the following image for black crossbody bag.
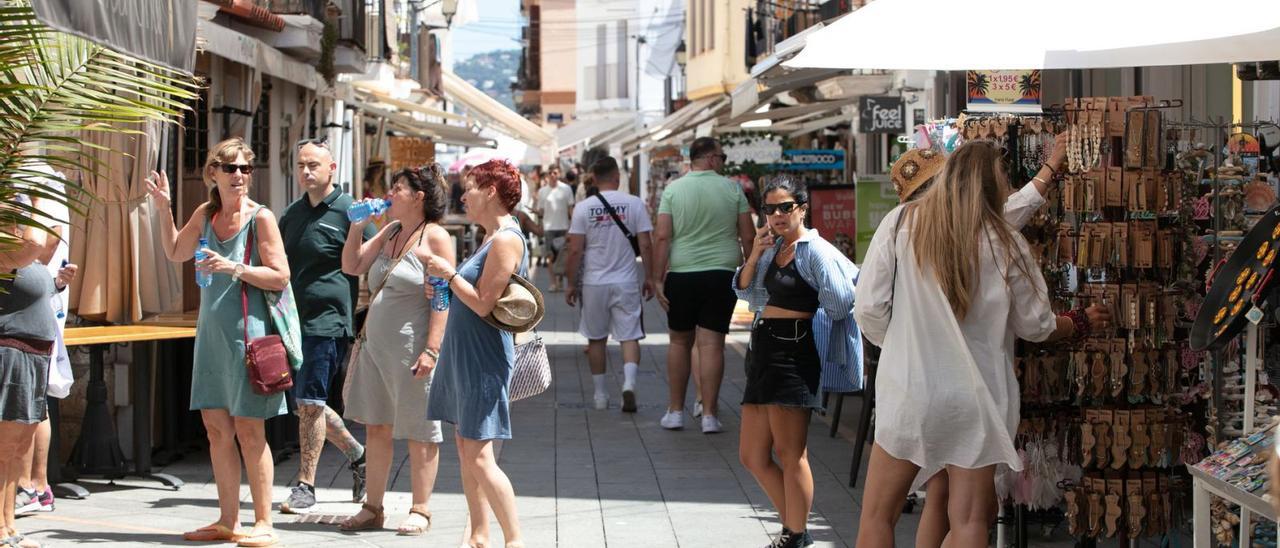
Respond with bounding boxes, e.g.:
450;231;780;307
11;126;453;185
593;191;640;257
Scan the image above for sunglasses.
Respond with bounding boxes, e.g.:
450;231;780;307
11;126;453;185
218;163;255;174
295;137;330;149
762;201;802;215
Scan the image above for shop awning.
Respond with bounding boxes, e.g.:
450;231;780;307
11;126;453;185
787;0;1280;70
353;84;468;124
617;96;728;157
32;0;198;72
556;116;633;153
734;24;847;118
442;71;554;147
724;98;856;128
352;99;495;148
197;18;322;90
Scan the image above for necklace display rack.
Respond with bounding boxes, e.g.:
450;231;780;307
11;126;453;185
996;97;1220;548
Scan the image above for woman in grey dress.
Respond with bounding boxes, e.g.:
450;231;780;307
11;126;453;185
425;160;527;548
339;166;455;535
0;196;55;548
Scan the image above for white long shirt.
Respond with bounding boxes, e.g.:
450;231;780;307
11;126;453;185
854;202;1056;488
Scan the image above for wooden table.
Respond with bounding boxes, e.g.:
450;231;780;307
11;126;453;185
58;324;196;498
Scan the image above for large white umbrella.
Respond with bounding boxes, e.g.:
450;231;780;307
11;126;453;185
786;0;1280;70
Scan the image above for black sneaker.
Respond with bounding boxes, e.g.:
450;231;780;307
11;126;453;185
280;482;316;514
350;457;367;503
767;529;814;548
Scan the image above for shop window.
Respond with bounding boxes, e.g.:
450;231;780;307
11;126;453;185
250;82;271;164
181;83;209;173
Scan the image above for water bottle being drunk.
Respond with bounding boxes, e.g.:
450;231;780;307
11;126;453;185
347;198;388;223
428;276;451;311
195;237;213;288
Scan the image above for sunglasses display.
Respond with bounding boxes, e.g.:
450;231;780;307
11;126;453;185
762;201;801;215
218;163;255;174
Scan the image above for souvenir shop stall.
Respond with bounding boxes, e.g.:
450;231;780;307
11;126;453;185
914;97;1280;547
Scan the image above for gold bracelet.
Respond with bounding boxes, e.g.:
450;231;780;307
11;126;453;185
1032;176;1050;187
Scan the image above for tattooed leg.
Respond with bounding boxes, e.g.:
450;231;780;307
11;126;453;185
296;404;326;486
323;406;365;463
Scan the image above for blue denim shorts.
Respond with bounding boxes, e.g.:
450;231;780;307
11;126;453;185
292;336;350;407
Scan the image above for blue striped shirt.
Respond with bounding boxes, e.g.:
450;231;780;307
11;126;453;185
735;229;863;392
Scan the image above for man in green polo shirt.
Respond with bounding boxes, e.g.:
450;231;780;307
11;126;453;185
653;137;755;434
277;138;377;514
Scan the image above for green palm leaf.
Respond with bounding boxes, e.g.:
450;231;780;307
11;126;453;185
0;2;199;262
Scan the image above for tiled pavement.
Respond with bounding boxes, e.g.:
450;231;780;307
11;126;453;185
17;265;952;547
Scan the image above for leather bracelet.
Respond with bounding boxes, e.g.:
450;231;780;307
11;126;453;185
447;271;460;285
1043;163;1059;177
1062;309;1091;340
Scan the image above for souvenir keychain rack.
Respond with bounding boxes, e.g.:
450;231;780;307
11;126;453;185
997;97;1209;548
1170;117;1280;548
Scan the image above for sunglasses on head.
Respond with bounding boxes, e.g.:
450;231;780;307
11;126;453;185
762;201;802;215
218;163;255;174
296;136;329;149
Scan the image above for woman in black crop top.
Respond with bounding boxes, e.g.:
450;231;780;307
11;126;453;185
733;177;856;548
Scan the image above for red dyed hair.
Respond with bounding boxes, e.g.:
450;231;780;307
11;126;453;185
469;159;522;211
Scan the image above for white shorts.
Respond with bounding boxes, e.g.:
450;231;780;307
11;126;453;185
580;283;645;342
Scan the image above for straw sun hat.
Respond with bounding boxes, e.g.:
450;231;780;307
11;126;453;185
890;148;946;202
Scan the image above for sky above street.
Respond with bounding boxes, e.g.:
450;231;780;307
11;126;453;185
452;0;523;61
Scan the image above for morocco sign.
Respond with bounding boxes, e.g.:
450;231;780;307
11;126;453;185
33;0;198;72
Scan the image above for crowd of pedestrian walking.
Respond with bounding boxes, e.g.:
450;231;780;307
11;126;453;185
0;128;1115;548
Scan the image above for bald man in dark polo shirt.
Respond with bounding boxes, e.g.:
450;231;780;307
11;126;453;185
277;138;377;514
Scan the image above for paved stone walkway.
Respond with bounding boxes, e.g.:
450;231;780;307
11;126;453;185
17;265;934;547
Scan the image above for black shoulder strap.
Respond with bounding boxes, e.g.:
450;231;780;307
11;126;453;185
593;192;640;257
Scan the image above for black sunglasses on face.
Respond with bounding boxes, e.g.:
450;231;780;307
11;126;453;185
218;163;255;174
762;201;802;215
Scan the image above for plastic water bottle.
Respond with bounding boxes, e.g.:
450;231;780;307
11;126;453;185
347;198;388;223
428;276;451;311
194;238;213;288
53;260;66;319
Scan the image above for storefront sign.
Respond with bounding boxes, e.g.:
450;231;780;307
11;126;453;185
808;185;857;262
390;137;435;173
859;96;905;134
966;70;1042;113
856;176;899;262
31;0;197;72
775;149;845;171
724;134;784;166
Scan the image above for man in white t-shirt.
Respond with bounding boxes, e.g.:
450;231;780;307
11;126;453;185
565;157;654;412
537;165;575;292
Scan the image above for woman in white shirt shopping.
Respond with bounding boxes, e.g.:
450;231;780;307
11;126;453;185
853;141;1109;547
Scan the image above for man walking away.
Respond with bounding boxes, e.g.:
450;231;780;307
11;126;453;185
652;137;754;433
277;138;377;513
538;166;575;292
565;157;654;412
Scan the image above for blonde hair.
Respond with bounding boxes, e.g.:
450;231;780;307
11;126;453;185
905;140;1037;320
202;137;255;215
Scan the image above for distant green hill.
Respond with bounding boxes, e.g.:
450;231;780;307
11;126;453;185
455;49;520;110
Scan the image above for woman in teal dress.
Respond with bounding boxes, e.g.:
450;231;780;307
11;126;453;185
147;138;291;548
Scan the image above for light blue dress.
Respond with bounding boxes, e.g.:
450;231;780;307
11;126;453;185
428;227;527;440
190;207;288;419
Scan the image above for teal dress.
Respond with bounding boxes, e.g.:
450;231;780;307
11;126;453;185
190;207;287;419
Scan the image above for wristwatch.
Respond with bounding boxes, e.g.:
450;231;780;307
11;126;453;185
232;263;246;282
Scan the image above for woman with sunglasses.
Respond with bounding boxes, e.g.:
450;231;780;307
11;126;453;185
147;138;291;547
734;176;858;548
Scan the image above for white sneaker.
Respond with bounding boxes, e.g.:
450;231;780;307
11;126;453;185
693;401;704;418
702;415;723;434
593;393;609;410
660;411;684;430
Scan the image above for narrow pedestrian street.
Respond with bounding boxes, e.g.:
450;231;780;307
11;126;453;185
13;264;920;547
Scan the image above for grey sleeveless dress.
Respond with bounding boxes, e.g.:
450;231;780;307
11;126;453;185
344;248;443;443
0;263;55;423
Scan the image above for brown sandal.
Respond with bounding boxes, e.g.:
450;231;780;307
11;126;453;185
339;503;385;532
397;508;433;536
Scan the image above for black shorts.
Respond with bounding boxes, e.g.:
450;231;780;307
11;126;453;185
742;318;821;409
663;270;737;333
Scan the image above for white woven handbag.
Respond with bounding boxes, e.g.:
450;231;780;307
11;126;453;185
509;335;550;401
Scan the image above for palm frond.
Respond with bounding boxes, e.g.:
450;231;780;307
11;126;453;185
0;2;200;257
